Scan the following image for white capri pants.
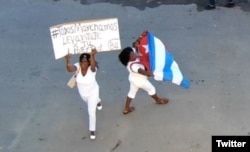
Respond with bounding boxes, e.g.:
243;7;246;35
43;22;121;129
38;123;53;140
79;86;100;131
128;78;156;99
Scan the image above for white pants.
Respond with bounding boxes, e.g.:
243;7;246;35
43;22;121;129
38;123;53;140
79;86;100;131
128;78;156;99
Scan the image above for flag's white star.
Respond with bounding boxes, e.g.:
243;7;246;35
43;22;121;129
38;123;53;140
142;45;149;53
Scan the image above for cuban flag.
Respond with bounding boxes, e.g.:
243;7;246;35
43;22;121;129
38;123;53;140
137;32;190;89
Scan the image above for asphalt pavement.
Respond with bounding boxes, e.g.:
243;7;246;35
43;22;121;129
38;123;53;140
1;0;250;152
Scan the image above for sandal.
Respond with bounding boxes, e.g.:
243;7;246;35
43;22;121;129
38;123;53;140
123;107;135;115
156;98;169;104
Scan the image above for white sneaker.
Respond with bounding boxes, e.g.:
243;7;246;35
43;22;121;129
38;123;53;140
97;103;102;110
90;131;96;140
90;135;96;140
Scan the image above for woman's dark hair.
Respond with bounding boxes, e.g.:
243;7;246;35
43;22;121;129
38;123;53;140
118;47;133;66
79;53;90;63
79;53;98;68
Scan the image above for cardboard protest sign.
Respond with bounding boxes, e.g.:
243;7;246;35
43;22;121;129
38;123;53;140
50;18;121;59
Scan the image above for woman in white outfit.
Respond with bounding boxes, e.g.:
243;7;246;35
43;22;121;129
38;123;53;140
65;48;102;140
118;46;169;115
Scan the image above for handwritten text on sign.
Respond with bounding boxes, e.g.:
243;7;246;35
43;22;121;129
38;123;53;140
50;18;121;59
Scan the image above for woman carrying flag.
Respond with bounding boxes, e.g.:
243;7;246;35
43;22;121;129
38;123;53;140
118;44;169;115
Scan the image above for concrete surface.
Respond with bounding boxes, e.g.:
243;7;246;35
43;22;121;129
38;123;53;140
0;0;250;152
60;0;250;11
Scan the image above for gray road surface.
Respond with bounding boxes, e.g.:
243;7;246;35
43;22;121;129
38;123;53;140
1;0;250;152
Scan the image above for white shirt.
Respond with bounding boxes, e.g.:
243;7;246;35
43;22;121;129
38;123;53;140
74;63;98;96
127;60;147;82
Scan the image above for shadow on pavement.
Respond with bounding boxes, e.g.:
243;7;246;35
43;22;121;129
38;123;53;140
53;0;250;11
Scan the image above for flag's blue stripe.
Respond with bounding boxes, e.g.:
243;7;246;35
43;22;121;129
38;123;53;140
164;52;190;88
148;32;156;71
163;51;174;81
181;76;190;88
147;32;190;89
